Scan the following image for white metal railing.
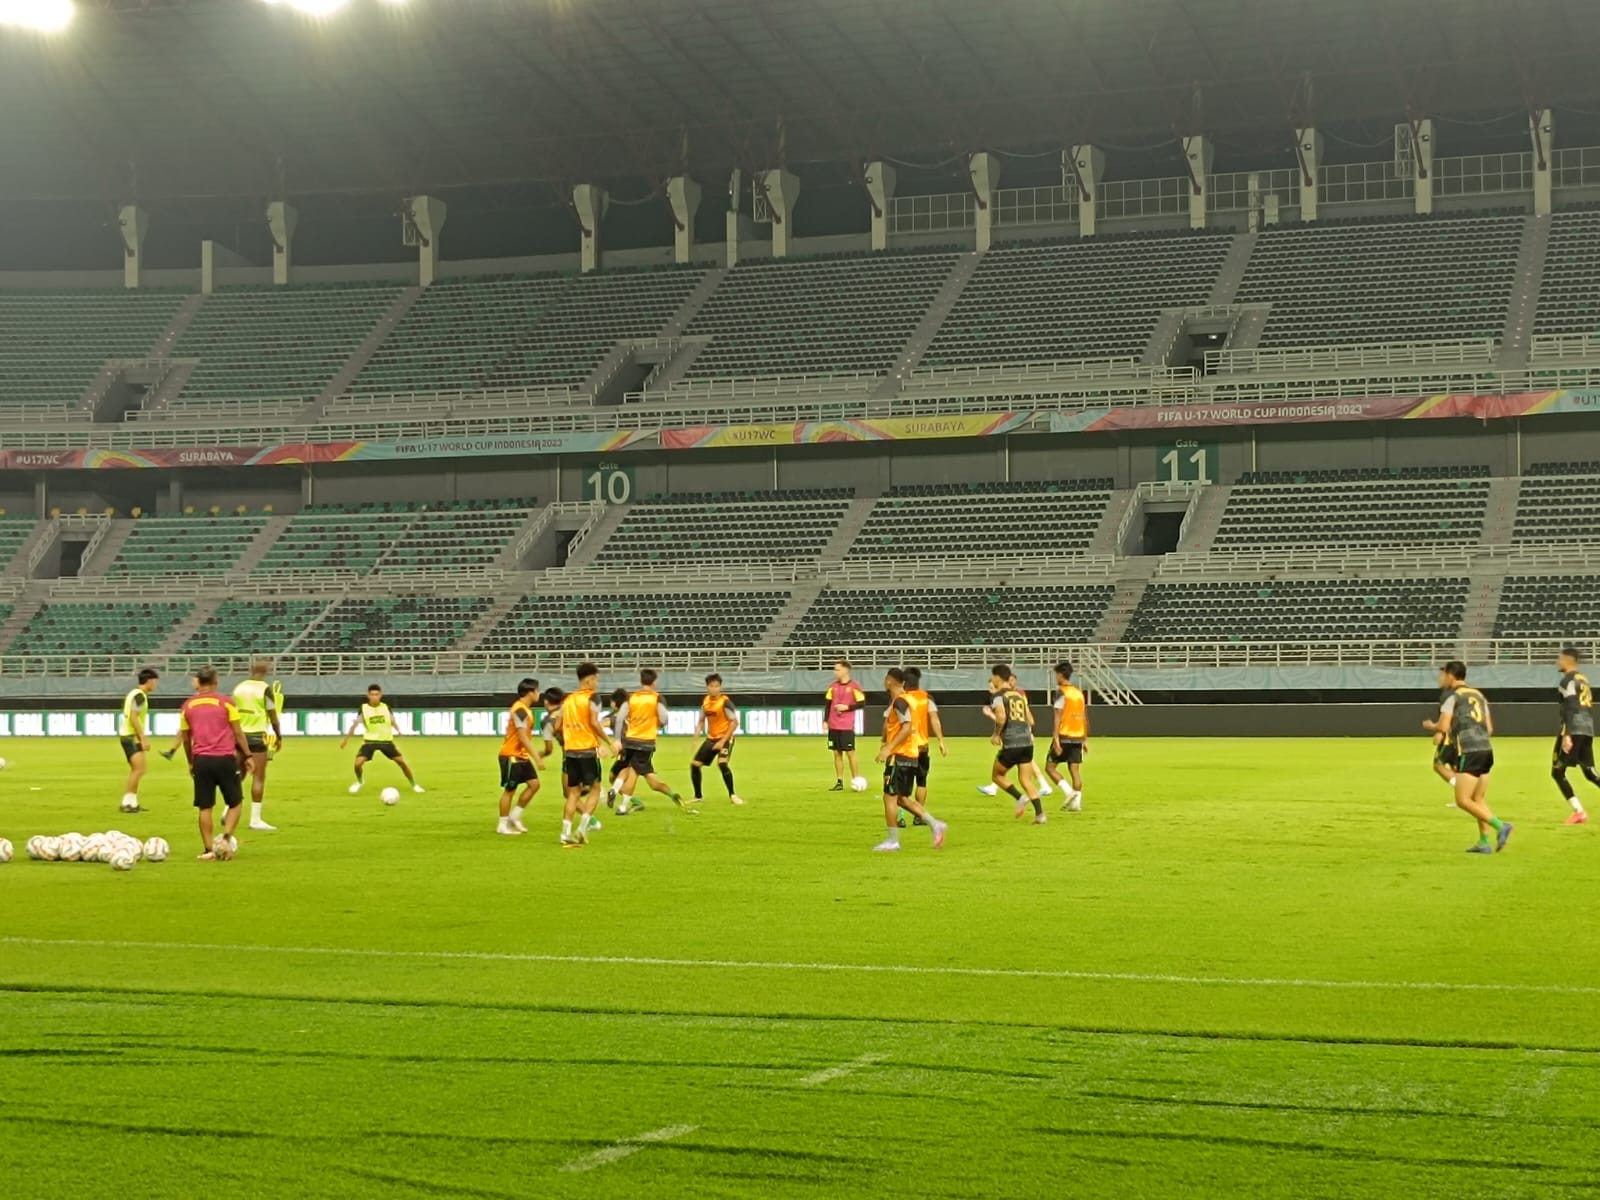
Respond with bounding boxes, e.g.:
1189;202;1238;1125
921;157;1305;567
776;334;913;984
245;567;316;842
1529;333;1600;362
0;640;1565;680
826;554;1120;583
905;357;1163;386
1115;480;1202;554
1209;339;1499;376
649;373;879;401
538;560;814;591
128;395;312;422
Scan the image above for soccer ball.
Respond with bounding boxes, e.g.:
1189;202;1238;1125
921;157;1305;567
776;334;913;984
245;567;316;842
0;755;8;769
849;776;869;792
109;851;135;872
25;835;47;860
213;835;237;861
143;837;170;862
39;836;62;861
57;833;86;862
81;835;108;862
380;787;401;806
0;838;12;864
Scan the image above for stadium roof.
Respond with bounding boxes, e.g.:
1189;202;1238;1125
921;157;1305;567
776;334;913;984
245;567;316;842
3;0;1596;204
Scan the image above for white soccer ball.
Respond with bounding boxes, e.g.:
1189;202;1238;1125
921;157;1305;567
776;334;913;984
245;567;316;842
118;836;144;861
380;787;401;806
0;838;12;864
39;836;62;861
81;835;108;862
850;775;869;792
25;835;47;860
0;755;8;769
57;833;86;862
213;835;237;861
109;851;135;872
143;837;170;862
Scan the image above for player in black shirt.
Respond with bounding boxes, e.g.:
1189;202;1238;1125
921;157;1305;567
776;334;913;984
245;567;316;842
1552;646;1597;825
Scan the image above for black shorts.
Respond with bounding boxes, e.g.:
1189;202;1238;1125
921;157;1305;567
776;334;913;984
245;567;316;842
1554;733;1595;770
192;754;243;811
1457;750;1494;778
621;746;656;776
564;755;602;789
1050;741;1085;766
120;736;143;762
886;760;919;797
915;747;930;788
997;745;1035;769
1434;740;1459;769
828;730;856;752
693;738;733;766
244;734;269;755
359;742;401;761
498;756;535;790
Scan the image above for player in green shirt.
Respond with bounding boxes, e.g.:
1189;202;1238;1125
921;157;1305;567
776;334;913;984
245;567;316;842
118;667;160;814
232;659;284;832
341;684;423;795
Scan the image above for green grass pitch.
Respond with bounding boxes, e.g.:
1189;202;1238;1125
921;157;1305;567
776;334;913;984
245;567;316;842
1;734;1598;1198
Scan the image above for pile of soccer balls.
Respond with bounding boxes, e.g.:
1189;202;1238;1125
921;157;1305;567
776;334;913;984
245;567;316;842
20;831;173;871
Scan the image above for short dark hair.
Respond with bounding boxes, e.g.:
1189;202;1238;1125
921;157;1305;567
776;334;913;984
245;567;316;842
196;665;219;687
836;658;851;670
517;677;539;697
367;683;383;693
705;672;722;685
885;667;907;685
1443;660;1468;681
137;667;160;685
542;687;564;705
640;668;658;686
904;666;922;688
991;662;1012;681
576;662;599;683
610;687;629;706
1054;661;1073;680
1561;645;1583;663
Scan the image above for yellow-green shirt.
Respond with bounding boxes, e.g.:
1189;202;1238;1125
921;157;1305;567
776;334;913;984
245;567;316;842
118;688;148;738
360;703;394;742
231;679;275;735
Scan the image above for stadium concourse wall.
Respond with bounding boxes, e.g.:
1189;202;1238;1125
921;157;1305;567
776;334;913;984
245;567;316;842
10;411;1600;517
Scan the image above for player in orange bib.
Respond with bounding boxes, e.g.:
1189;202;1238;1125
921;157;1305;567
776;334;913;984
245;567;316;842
1046;661;1089;812
691;673;743;805
872;667;947;851
551;662;614;847
495;677;545;836
611;668;692;814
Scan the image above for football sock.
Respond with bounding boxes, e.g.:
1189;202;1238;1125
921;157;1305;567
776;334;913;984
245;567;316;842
885;826;901;846
578;813;592;834
250;802;263;824
690;765;704;799
496;817;509;833
1488;817;1505;832
1031;797;1043;816
1003;784;1022;800
509;805;524;822
1477;833;1491;847
719;764;735;794
561;819;572;839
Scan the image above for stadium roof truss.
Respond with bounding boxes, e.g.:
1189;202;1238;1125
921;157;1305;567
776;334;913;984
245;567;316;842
4;0;1597;203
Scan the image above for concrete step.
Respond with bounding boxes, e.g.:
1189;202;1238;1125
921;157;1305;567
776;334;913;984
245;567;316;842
1140;310;1187;367
234;516;293;575
759;580;824;647
876;252;981;394
1092;572;1153;643
1458;564;1510;642
141;359;200;413
308;286;424;419
558;503;627;569
662;267;725;337
75;520;134;576
817;497;878;561
642;338;710;394
3;520;55;579
1479;476;1521;547
1208;231;1256;307
1499;213;1549;367
157;598;221;656
0;592;46;651
153;294;206;356
454;593;524;653
1089;490;1138;555
1175;484;1232;553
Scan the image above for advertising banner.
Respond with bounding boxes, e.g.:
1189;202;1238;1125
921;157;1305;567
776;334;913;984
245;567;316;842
659;412;1030;450
0;430;648;471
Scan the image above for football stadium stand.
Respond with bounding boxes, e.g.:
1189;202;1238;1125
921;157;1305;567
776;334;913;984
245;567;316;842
295;596;496;653
0;289;184;416
849;481;1113;559
1214;470;1491;550
1533;209;1600;338
1124;578;1471;642
185;599;331;657
593;491;853;564
681;250;956;378
0;518;36;572
919;231;1230;368
1235;214;1523;348
1512;469;1600;543
1494;575;1600;640
6;602;193;655
257;501;533;575
786;584;1115;647
485;590;792;650
103;514;268;576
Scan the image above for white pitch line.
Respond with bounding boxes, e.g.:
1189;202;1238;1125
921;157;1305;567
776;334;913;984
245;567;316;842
800;1051;889;1087
2;935;1596;998
559;1123;697;1173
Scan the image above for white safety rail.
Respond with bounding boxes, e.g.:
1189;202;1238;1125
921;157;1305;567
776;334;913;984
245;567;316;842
0;640;1562;680
1208;339;1499;376
535;560;815;591
128;395;311;422
640;372;879;402
906;357;1153;387
1529;333;1600;362
826;554;1121;583
1117;480;1202;553
1158;541;1577;579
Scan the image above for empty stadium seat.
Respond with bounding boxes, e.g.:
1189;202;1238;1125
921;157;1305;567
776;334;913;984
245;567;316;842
1534;209;1600;337
258;500;534;575
185;599;332;656
849;481;1113;558
7;602;192;655
787;584;1113;647
922;231;1230;368
0;289;184;416
684;250;956;378
486;590;790;651
1494;575;1600;639
594;494;852;564
1126;578;1469;642
0;517;35;572
1215;475;1490;550
1512;472;1600;543
295;596;494;653
1237;214;1522;347
104;514;267;575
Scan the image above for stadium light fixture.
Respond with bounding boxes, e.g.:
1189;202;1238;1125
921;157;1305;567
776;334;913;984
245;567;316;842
0;0;75;33
260;0;352;16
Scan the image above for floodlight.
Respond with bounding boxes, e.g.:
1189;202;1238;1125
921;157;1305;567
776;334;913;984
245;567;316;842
261;0;352;16
0;0;75;33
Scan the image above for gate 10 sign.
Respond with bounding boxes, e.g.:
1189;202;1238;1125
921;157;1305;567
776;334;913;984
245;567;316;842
585;461;635;504
1156;441;1218;483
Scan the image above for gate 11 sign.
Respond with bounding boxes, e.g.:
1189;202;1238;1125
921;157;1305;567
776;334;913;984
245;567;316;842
1156;441;1218;482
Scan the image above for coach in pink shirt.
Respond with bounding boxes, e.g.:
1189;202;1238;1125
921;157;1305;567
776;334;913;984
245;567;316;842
825;659;867;791
179;665;251;861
